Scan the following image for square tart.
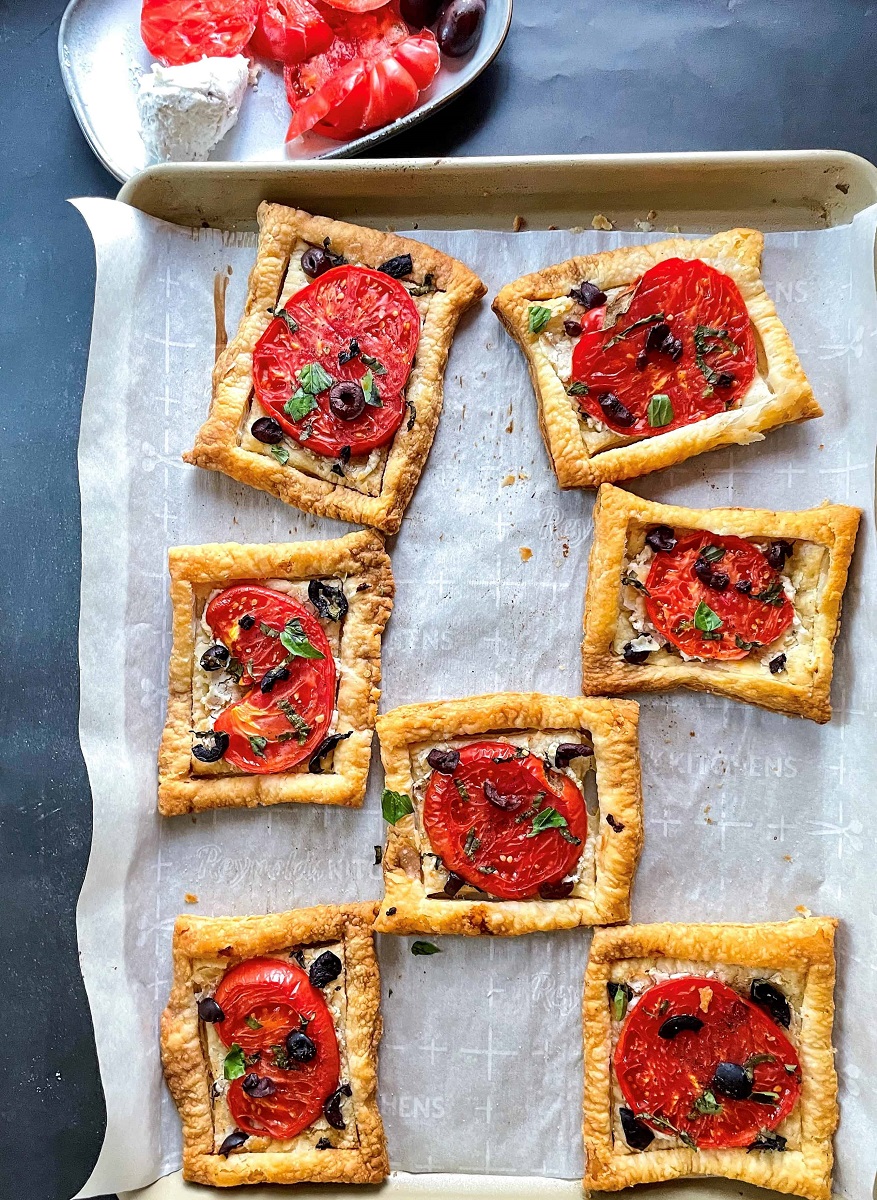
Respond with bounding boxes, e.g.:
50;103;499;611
161;902;388;1187
373;692;642;937
185;202;485;535
158;529;393;815
581;484;861;723
492;228;822;488
583;918;838;1200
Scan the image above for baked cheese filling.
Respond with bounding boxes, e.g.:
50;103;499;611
407;730;599;902
241;238;440;496
193;942;357;1155
606;959;804;1155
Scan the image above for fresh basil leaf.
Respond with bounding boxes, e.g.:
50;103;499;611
284;388;318;422
607;981;632;1021
699;544;726;563
753;579;785;606
267;305;298;332
411;941;441;956
693;323;739;387
280;618;325;660
224;1044;246;1080
259;622;279;638
691;1090;722;1116
270;1043;290;1069
382;789;413;824
605;312;666;349
528;304;553;334
646;393;674;427
270;445;290;465
693;600;723;633
298;362;334;395
566;380;589;396
359;352;387;376
247;735;268;758
277;698;310;744
463;827;481;858
245;1014;262;1031
361;369;383;408
526;806;569;837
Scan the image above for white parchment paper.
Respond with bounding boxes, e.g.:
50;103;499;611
73;198;877;1199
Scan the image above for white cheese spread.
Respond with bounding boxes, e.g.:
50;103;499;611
136;55;249;163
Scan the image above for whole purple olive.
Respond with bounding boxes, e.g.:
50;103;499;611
436;0;485;57
400;0;443;27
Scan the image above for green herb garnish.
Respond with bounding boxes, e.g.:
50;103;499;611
361;369;383;408
298;361;333;395
223;1043;246;1080
463;827;481;859
247;735;268;758
270;1043;290;1069
693;600;723;634
359;352;387;375
604;312;665;349
735;634;762;652
245;1014;263;1031
699;544;726;563
528;304;553;334
646;393;674;427
277;698;310;744
270;445;290;465
267;305;298;332
690;1090;722;1117
453;779;470;803
753;579;785;606
607;981;631;1021
284;388;318;422
280;617;325;660
411;941;441;956
566;380;589;396
382;789;413;824
526;806;570;837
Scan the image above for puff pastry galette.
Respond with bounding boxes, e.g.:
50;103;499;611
161;903;387;1187
583;918;838;1200
185;202;485;534
158;529;393;815
492;229;822;488
373;692;642;936
581;485;860;723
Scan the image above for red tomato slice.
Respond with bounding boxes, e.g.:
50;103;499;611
571;258;756;437
422;742;588;901
318;0;390;12
214;958;340;1139
205;585;335;773
141;0;259;65
252;266;420;456
249;0;334;62
390;29;440;89
644;532;794;661
615;976;800;1149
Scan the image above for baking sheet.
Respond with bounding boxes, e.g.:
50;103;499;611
73;197;877;1199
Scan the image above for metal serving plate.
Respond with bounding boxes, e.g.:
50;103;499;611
58;0;512;182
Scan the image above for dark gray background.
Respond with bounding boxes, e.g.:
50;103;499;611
1;1;875;1197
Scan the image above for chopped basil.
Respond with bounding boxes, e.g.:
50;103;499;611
463;827;481;859
226;657;244;683
405;400;416;431
607;980;632;1021
745;1052;777;1070
245;1014;263;1031
690;1090;722;1116
409;272;436;297
247;735;268;758
259;622;279;638
223;1043;246;1080
699;544;726;563
270;445;290;465
267;305;298;332
693;600;723;633
566;380;589;396
453;779;470;803
693;323;739;387
360;352;387;376
277;698;310;744
381;789;414;824
284;388;318;422
298;361;334;395
735;634;762;652
528;304;553;334
640;1113;697;1150
753;579;785;606
361;369;383;408
411;941;441;956
270;1043;290;1069
604;312;666;349
526;806;570;837
646;393;674;427
559;827;582;845
621;572;650;596
280;617;325;660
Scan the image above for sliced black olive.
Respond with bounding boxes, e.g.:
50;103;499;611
308;578;349;621
436;0;485;56
768;654;787;674
619;1107;654;1151
309;950;342;989
554;742;593;769
646;525;677;553
598;391;636;427
242;1073;276;1098
568;280;607;309
711;1061;753;1100
606;814;624;832
735;579;753;595
315;1136;333;1150
747;1130;787;1152
328;379;365;421
238;613;256;630
301;244;344;277
377;253;413;279
192;731;229;763
693;557;730;592
623;642;651;665
290;948;306;968
251;416;285;444
715;371;736;388
750;979;791;1028
563;316;583;338
645;322;671;351
218;1130;248;1156
443;871;465;897
338;338;360;365
483;780;525;811
539;879;575;899
665;335;683;360
338;446;351;466
260;664;290;693
426;747;460;774
658;1013;704;1040
200;643;230;672
324;1087;348;1129
286;1029;317;1063
400;0;442;25
197;996;225;1023
766;540;794;570
751;1091;781;1105
635;349;648;371
308;731;352;774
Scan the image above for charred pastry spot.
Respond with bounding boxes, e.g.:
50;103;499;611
568;280;607;309
646;525;677;553
619;1107;654;1151
426;747;460;774
606;814;624;832
658;1013;704;1039
598;391;636;427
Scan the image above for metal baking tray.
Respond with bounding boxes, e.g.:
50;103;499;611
110;151;877;1200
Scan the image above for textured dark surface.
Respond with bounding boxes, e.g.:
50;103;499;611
1;0;875;1197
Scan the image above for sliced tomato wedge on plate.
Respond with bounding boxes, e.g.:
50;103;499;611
141;0;260;65
249;0;334;62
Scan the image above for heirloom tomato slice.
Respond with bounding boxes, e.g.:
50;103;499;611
141;0;259;65
249;0;334;62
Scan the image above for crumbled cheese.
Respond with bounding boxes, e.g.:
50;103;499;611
137;55;249;163
627;633;660;654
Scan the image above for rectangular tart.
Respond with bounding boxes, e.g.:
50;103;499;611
581;484;860;722
374;692;642;936
161;902;387;1186
583;918;838;1200
492;229;822;488
158;529;393;815
185;202;485;534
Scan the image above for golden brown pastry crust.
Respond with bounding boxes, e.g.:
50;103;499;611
184;202;485;534
373;692;642;935
492;229;822;488
158;529;393;815
581;484;861;723
161;902;388;1187
583;918;838;1200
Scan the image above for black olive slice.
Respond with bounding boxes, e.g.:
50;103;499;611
715;371;736;388
483;780;525;811
735;579;753;595
747;1130;787;1152
598;391;636;427
192;731;229;763
308;731;352;774
328;380;365;421
768;654;787;674
749;979;791;1028
218;1130;248;1156
260;664;290;693
309;950;342;989
315;1137;333;1150
563;316;583;338
197;996;225;1023
553;742;593;769
766;540;794;570
251;416;285;444
426;747;460;774
285;1029;317;1062
338;338;360;365
623;642;651;665
377;253;413;279
711;1061;753;1100
308;578;349;621
645;322;671;351
568;280;607;309
539;879;575;899
238;613;256;630
242;1073;276;1098
324;1086;349;1129
658;1013;704;1039
200;643;230;672
301;243;344;277
646;525;677;553
443;871;464;897
619;1106;654;1150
